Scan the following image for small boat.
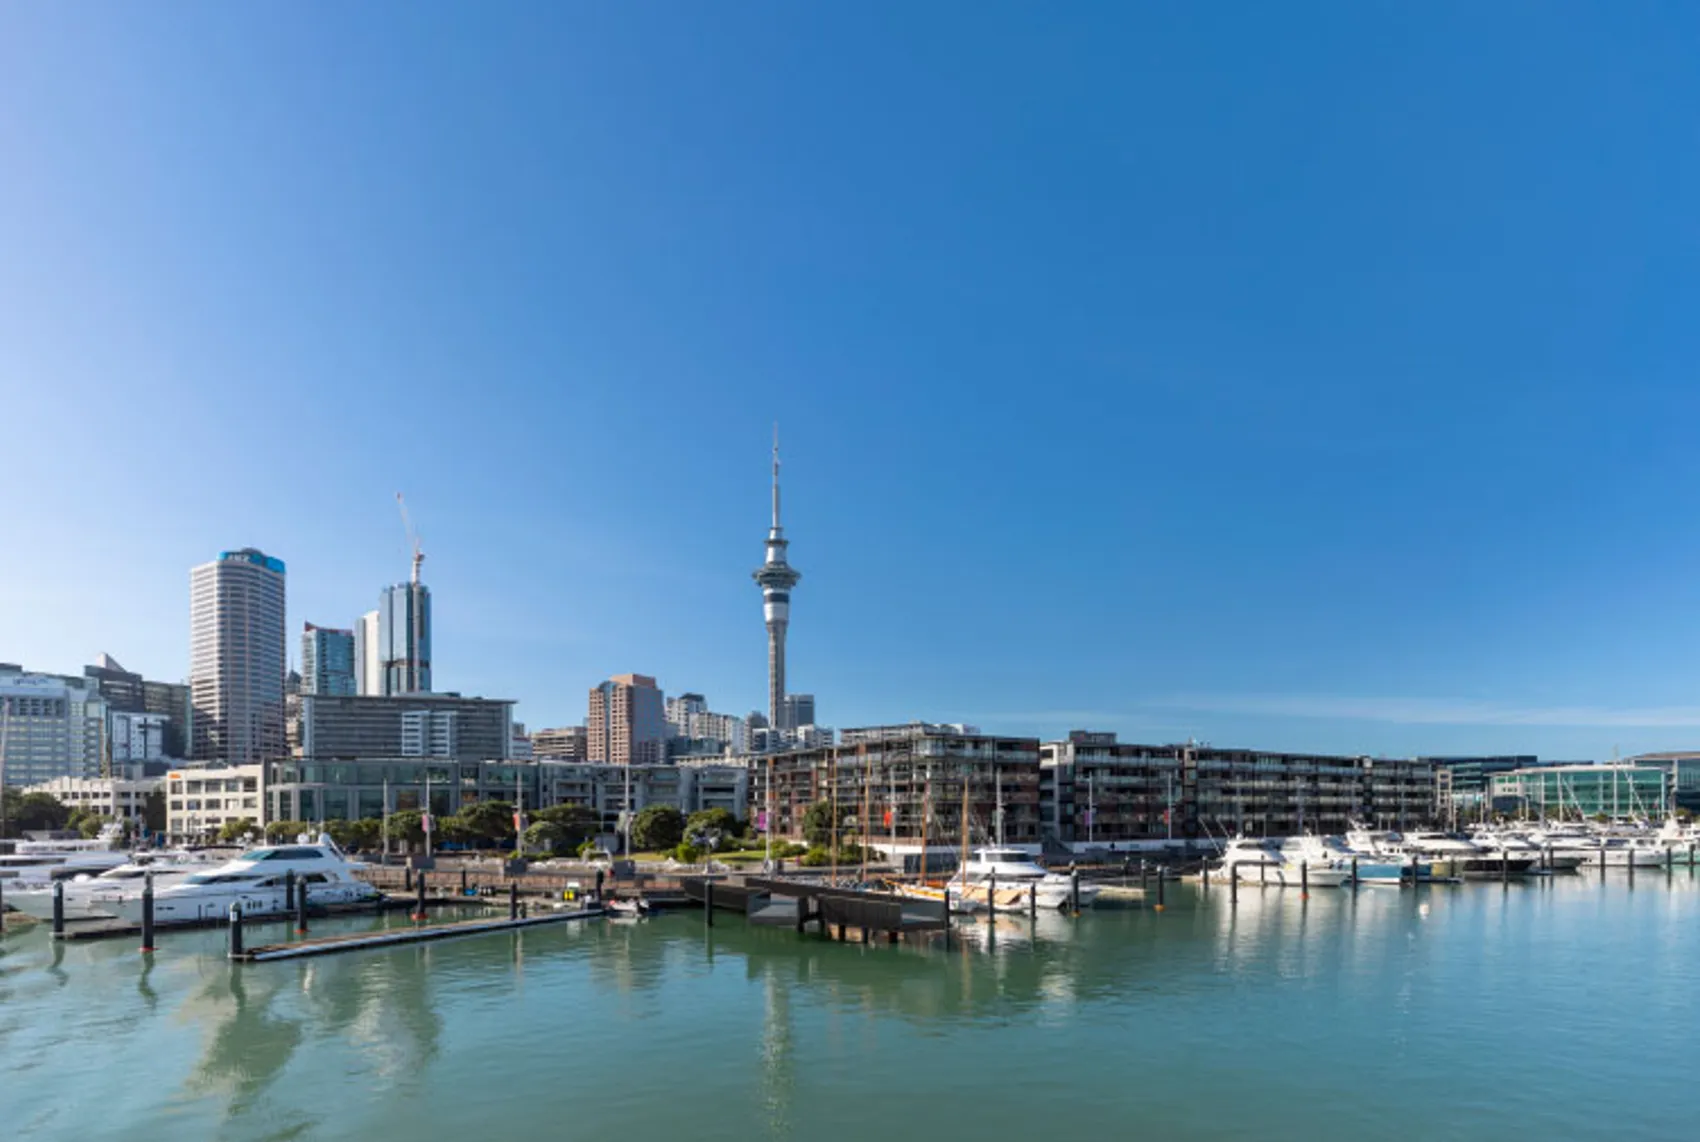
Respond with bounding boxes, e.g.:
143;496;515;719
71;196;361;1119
604;898;650;918
947;847;1099;912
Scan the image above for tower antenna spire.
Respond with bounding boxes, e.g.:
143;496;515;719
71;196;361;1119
771;422;782;531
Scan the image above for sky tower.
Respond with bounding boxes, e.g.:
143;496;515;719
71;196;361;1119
753;429;801;731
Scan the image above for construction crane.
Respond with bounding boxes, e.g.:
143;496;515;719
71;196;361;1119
396;492;424;585
396;493;426;693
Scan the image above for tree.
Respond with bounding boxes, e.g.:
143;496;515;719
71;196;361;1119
265;819;312;842
347;818;384;851
454;800;516;847
535;803;599;847
1;791;71;836
631;805;685;851
219;817;259;843
802;800;845;847
524;820;571;855
322;819;358;849
387;809;426;848
687;808;741;840
141;791;166;836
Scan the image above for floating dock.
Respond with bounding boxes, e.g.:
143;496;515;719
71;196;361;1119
233;906;603;962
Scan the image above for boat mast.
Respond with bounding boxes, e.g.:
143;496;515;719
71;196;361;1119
860;758;871;882
919;778;930;882
829;754;839;884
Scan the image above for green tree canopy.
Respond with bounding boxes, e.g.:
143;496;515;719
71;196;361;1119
1;791;71;836
631;805;685;851
219;817;259;843
802;800;847;847
265;820;313;842
454;800;516;845
387;810;426;847
346;818;384;851
686;808;741;840
524;820;571;855
535;803;599;846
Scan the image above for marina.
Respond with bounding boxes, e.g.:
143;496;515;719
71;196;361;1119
2;862;1696;1141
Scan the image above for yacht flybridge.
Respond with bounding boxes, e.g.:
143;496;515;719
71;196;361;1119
100;835;378;925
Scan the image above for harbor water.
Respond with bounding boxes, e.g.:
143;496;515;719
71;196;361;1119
3;872;1696;1141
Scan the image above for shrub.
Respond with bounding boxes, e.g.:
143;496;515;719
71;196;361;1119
673;842;703;863
799;845;831;867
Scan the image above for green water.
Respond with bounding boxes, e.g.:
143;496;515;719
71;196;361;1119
3;873;1695;1141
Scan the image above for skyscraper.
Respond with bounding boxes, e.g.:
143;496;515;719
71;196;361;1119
753;431;802;731
587;673;666;766
301;623;357;696
189;548;287;764
354;610;381;695
378;582;431;694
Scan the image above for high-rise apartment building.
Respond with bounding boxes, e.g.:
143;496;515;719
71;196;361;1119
587;673;666;766
189;548;287;765
0;665;109;785
782;693;816;733
353;610;381;696
301;623;357;696
84;654;191;759
379;583;431;694
533;725;588;761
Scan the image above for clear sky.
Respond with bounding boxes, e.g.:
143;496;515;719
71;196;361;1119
4;4;1700;760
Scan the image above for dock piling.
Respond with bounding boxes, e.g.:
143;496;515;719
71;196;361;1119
1069;869;1080;913
284;869;295;913
297;881;310;935
51;881;64;937
1028;882;1037;919
1157;865;1168;911
1299;861;1308;900
461;867;469;895
508;881;518;921
140;873;155;954
1501;849;1509;885
228;904;244;959
1350;857;1359;892
411;872;427;921
1600;851;1606;882
1628;851;1636;885
988;871;997;916
1228;863;1239;904
404;866;414;894
704;878;715;927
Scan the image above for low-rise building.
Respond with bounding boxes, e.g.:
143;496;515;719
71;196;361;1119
164;763;266;843
23;775;162;825
533;725;588;761
1490;763;1670;820
294;693;514;762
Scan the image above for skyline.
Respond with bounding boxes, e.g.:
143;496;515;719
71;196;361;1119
6;6;1700;759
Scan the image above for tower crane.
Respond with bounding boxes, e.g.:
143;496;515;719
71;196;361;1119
396;492;424;585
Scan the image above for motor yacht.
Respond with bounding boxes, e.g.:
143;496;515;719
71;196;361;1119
4;850;225;921
946;847;1099;912
1207;837;1352;887
0;829;131;887
1402;831;1534;878
98;835;378;924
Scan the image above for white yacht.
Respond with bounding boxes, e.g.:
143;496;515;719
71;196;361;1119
4;850;225;921
98;835;378;924
0;828;131;886
1401;831;1535;878
947;847;1099;912
1209;837;1351;887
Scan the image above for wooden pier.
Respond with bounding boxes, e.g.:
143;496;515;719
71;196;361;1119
232;907;604;962
682;875;951;944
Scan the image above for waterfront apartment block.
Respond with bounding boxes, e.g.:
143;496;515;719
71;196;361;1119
301;623;357;696
0;665;109;785
294;693;513;763
189;548;288;765
23;775;161;824
1489;763;1671;820
1039;731;1437;851
587;674;666;766
164;763;266;843
259;758;750;840
753;723;1043;853
532;725;588;761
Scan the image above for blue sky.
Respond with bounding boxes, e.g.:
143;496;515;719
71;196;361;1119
4;4;1700;759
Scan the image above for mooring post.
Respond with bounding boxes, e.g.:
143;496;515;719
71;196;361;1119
704;878;715;928
1259;860;1267;886
228;903;244;959
404;866;414;894
988;871;997;917
1667;846;1674;881
51;880;65;938
1600;850;1606;881
508;881;519;921
461;867;469;895
296;880;310;935
1028;882;1037;918
140;872;156;954
1501;849;1509;885
1299;861;1308;900
1157;865;1168;911
1350;857;1359;892
1199;858;1209;895
1544;845;1553;873
411;872;427;921
1229;863;1239;905
1628;850;1636;885
1690;841;1697;869
284;869;295;913
1069;869;1080;913
595;869;606;903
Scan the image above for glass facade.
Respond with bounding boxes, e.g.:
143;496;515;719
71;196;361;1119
1491;766;1668;819
379;583;432;694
